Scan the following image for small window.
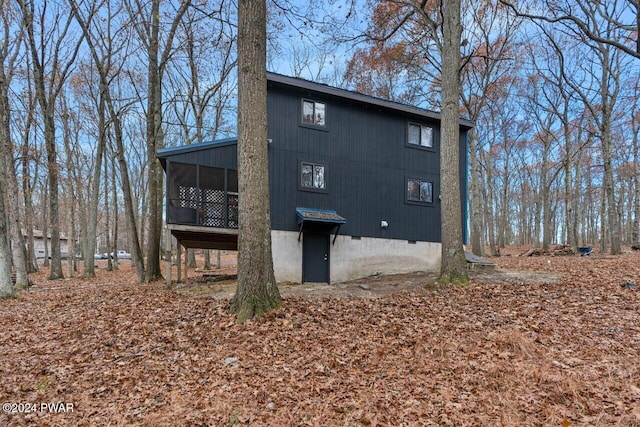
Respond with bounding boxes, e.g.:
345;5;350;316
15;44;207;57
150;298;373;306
407;178;433;203
301;162;326;190
408;123;433;148
302;100;326;126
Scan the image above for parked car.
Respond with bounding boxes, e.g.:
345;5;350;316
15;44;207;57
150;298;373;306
111;250;132;260
94;253;108;260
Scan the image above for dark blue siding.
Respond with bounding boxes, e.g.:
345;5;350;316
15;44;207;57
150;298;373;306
266;82;467;243
159;82;470;244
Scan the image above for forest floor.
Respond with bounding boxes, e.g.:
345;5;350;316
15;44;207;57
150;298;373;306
1;246;640;426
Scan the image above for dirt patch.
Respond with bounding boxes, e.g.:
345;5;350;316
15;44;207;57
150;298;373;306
175;268;561;300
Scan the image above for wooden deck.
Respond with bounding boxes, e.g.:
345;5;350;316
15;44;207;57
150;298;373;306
165;223;238;287
167;223;238;251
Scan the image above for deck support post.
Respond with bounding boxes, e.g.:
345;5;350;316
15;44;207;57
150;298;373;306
177;243;182;283
165;231;172;288
183;244;188;282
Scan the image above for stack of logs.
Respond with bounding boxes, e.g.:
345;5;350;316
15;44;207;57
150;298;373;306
520;244;575;257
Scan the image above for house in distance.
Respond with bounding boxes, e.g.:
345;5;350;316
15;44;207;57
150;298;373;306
157;73;473;284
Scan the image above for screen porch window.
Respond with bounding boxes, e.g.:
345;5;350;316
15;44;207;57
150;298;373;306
408;123;433;148
407;178;433;203
167;161;238;228
301;162;326;189
302;100;326;126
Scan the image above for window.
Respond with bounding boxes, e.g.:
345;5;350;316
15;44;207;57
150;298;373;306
301;162;326;190
302;100;326;126
407;178;433;203
408;123;433;148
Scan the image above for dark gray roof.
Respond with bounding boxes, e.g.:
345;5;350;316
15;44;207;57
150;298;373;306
157;137;237;165
266;72;474;129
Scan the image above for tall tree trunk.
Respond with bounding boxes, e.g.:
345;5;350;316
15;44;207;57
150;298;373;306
0;76;14;296
111;156;119;269
602;111;621;254
41;180;49;267
439;0;468;284
19;0;81;280
468;131;484;256
533;189;542;247
541;138;552;250
61;103;76;277
564;125;577;251
21;111;38;273
66;207;74;278
498;141;511;249
574;150;583;245
104;157;113;272
484;166;499;256
84;89;106;278
232;0;282;322
0;69;29;288
203;250;212;270
43;111;63;279
188;249;197;268
519;178;528;245
0;161;12;298
599;183;607;253
633;116;639;246
124;0;189;282
110;108;145;281
144;0;164;282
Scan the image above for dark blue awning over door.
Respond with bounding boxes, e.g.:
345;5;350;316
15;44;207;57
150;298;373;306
296;207;346;244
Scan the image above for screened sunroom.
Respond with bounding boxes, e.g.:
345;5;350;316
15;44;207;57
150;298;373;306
166;161;238;229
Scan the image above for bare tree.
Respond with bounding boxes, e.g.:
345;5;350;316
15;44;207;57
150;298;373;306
632;77;640;247
232;0;282;322
0;1;29;288
499;0;640;59
0;10;15;297
13;57;40;273
70;0;145;281
544;22;627;254
18;0;84;279
168;5;237;145
0;165;12;297
439;0;468;283
459;2;522;256
125;0;190;282
341;0;469;280
165;4;238;270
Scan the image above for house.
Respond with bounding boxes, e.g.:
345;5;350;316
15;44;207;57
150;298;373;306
157;73;473;284
21;229;71;260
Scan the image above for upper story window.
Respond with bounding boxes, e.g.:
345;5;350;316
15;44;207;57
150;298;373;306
302;100;326;127
301;162;326;190
408;123;433;148
407;177;433;204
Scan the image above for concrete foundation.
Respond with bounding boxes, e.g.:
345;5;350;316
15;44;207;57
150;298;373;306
271;230;303;282
271;230;441;283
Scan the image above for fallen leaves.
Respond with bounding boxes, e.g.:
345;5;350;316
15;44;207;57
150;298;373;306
0;249;639;425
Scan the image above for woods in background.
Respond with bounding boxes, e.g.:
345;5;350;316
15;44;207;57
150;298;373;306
0;0;638;291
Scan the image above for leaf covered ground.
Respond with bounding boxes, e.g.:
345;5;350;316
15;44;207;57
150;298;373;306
1;248;639;426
